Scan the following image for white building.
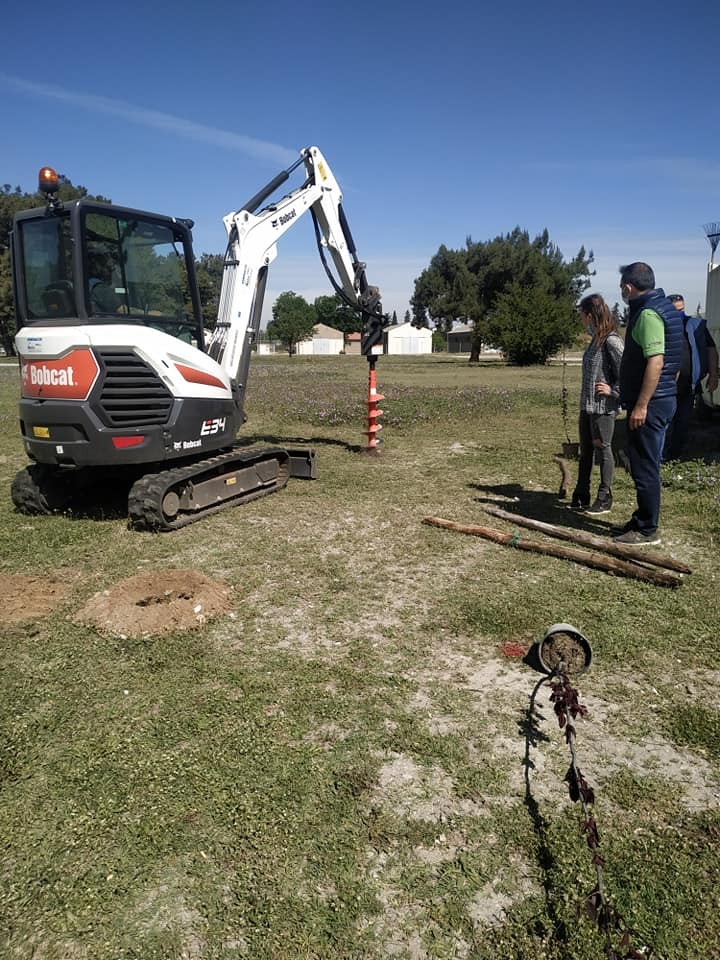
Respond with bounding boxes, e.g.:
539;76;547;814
295;323;345;356
384;321;432;355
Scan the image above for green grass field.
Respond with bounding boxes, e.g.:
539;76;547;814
0;354;719;959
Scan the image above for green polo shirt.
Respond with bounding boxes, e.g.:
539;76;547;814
632;309;665;357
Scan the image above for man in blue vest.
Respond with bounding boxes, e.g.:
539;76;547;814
662;294;718;461
615;263;683;545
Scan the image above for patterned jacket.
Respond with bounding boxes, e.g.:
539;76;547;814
580;332;624;415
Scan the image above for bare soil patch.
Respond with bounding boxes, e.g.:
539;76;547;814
0;573;73;622
371;753;485;822
75;569;235;637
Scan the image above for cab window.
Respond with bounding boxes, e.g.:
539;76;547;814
19;215;76;320
83;211;199;343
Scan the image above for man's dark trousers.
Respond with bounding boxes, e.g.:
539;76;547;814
627;395;676;534
663;390;693;460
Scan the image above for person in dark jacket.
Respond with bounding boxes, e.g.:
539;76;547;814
615;262;683;545
662;294;719;460
87;252;122;314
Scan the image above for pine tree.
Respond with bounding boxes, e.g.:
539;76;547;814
411;228;594;363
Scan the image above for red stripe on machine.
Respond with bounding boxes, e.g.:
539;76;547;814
175;363;226;390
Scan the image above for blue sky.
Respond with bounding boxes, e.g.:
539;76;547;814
2;0;719;326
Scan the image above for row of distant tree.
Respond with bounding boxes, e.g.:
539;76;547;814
2;173;612;364
266;230;601;362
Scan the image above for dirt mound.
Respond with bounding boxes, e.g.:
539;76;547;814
75;569;235;637
0;574;73;622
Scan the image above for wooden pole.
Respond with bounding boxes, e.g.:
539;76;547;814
422;517;683;588
483;505;691;575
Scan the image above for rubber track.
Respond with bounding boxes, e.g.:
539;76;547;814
127;446;290;531
11;466;53;515
11;464;71;515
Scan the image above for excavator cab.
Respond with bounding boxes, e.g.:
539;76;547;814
12;172;205;349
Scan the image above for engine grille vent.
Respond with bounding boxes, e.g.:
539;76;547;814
96;350;173;427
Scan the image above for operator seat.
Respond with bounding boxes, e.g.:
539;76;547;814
42;281;76;318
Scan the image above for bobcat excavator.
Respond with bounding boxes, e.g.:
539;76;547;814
9;146;386;530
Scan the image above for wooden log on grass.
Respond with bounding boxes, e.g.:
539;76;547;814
484;504;691;575
422;516;683;588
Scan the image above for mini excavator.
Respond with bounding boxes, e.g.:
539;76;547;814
9;147;385;530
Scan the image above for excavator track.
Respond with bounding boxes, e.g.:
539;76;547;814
11;463;74;515
127;445;292;531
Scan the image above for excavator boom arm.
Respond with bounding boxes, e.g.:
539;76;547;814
206;146;384;389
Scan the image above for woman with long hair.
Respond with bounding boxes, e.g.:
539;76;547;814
569;294;624;514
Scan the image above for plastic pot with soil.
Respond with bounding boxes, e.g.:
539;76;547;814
537;622;592;677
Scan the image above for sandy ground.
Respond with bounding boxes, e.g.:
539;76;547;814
0;569;235;636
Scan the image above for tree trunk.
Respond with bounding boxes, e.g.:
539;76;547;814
483;505;691;574
422;516;683;588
